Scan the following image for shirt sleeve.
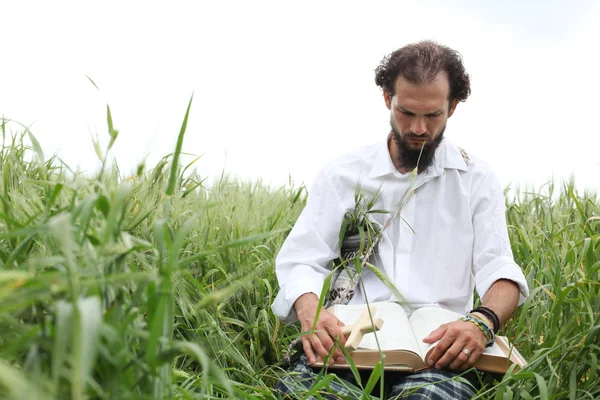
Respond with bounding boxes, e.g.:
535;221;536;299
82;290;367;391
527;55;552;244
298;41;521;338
470;169;529;305
271;167;348;323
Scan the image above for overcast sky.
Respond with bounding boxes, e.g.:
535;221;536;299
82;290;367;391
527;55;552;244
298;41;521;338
2;0;599;195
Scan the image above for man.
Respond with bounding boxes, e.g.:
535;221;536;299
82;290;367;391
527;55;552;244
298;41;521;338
272;41;529;399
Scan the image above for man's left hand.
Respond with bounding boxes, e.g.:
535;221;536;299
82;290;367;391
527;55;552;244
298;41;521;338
422;320;486;371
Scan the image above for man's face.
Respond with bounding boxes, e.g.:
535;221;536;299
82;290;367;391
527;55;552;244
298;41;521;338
384;72;458;172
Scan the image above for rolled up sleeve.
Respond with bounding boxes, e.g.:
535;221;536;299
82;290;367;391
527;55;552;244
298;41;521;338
471;170;529;305
271;168;347;323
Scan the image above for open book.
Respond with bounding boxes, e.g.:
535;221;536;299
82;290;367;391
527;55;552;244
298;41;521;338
315;301;527;374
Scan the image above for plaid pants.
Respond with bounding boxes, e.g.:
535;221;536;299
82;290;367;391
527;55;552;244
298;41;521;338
274;355;479;399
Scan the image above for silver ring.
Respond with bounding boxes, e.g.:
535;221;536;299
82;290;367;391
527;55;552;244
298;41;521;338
461;348;471;357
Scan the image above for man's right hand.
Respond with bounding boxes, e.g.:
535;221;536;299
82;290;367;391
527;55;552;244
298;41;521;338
294;293;347;365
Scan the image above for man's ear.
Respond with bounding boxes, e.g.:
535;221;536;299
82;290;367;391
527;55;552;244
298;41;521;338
448;99;459;117
384;91;392;110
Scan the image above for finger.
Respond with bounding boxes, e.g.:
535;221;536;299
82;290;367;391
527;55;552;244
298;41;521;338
461;344;485;371
301;336;317;364
334;322;347;347
316;317;345;362
310;331;331;362
426;326;455;366
435;339;465;370
316;330;338;365
448;347;471;371
422;323;448;344
327;319;347;349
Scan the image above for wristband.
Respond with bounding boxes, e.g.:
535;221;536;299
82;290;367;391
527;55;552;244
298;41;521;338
461;315;495;347
470;306;500;334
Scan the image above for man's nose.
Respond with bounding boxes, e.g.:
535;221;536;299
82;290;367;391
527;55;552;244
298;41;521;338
411;117;427;135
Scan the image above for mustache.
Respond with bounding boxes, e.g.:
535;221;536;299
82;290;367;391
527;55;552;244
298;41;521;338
402;133;433;141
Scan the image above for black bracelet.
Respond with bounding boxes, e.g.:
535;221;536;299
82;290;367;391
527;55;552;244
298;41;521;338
470;306;500;334
478;307;500;333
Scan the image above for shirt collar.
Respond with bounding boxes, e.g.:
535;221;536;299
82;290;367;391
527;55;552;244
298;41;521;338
369;139;398;178
369;136;468;179
435;138;469;173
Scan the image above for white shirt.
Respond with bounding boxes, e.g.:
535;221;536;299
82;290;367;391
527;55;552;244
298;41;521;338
272;138;529;323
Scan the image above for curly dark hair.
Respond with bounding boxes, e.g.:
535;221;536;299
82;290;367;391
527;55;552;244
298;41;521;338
375;40;471;103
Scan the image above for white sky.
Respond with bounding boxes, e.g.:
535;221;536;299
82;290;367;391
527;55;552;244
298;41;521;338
2;0;599;194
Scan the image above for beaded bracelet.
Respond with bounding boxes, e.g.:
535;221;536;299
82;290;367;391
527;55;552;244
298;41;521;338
470;306;500;333
469;311;494;331
473;314;495;346
460;315;495;347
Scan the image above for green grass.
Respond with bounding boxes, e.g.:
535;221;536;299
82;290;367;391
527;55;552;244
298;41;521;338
0;107;598;399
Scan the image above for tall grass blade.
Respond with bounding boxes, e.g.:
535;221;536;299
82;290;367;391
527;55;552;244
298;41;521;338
166;94;194;196
0;359;44;400
53;300;73;388
71;296;102;399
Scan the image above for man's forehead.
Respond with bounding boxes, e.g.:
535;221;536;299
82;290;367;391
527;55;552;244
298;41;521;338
392;73;451;109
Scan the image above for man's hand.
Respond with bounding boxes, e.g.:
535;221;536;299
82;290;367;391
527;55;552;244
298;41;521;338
294;293;347;365
422;320;486;371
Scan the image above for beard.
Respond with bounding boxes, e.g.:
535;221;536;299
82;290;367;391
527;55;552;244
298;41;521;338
390;118;445;173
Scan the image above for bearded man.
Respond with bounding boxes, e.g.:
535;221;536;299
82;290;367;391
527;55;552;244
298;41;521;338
272;41;529;399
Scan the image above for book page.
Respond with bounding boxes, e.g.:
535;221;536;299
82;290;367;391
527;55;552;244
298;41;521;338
409;307;510;359
408;307;464;358
330;301;421;354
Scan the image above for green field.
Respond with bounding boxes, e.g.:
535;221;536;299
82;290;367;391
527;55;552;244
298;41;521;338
0;106;598;399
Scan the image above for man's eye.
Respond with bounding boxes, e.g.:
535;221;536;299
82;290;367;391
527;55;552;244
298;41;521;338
400;111;414;116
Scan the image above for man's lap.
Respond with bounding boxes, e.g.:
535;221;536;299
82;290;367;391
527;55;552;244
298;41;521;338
274;355;479;399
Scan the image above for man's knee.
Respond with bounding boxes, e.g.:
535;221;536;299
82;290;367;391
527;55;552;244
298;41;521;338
387;370;477;400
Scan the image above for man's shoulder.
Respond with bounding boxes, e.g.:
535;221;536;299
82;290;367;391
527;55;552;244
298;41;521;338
321;141;383;177
452;145;502;192
465;153;496;178
446;141;494;177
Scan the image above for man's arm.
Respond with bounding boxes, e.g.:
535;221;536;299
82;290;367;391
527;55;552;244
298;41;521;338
423;279;520;371
271;167;351;364
272;167;347;323
480;279;520;325
294;293;347;364
423;167;527;371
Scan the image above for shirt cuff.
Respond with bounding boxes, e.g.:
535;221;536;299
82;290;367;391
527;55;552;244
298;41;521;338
475;256;529;306
271;272;325;324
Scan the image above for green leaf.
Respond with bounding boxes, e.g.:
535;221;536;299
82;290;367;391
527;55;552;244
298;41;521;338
519;390;534;400
568;367;577;400
0;271;30;284
363;360;383;395
53;300;74;387
178;341;233;397
166;94;194;196
26;131;47;180
338;213;352;247
72;296;102;399
92;134;104;162
85;75;100;90
106;104;119;150
534;373;549;400
46;183;64;214
310;270;335;334
303;374;336;398
146;288;168;367
589;352;598;383
95;195;110;217
364;262;408;306
220;228;286;249
337;344;363;392
136;160;146;177
194;267;262;311
0;359;44;400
